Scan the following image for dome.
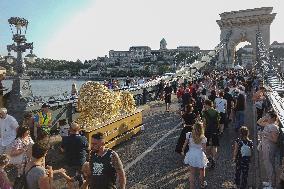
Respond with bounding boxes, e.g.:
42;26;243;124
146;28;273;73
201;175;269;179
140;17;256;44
160;38;167;44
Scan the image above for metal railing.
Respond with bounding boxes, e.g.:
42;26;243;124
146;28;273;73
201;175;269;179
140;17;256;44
256;30;284;163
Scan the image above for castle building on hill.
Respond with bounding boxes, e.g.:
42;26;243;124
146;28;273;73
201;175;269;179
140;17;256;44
109;38;201;63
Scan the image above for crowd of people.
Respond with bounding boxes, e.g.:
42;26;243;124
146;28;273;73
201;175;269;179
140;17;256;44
0;68;283;189
0;102;126;189
0;106;126;189
172;69;281;189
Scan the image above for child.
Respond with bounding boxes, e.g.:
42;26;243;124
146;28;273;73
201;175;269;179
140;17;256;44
233;126;253;189
0;154;13;189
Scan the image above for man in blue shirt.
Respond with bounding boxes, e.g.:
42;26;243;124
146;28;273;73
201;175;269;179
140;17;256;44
61;122;89;174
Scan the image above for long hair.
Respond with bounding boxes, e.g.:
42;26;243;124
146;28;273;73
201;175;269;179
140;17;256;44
16;126;30;139
192;122;205;144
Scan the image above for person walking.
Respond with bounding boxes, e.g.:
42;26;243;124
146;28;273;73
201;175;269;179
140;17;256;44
182;122;208;189
253;86;266;121
89;132;126;189
232;126;253;189
223;87;234;125
257;110;279;188
214;91;227;135
234;89;246;132
182;88;195;113
0;108;19;154
202;100;220;169
164;83;173;112
171;79;178;94
175;104;197;154
156;80;165;101
176;85;184;103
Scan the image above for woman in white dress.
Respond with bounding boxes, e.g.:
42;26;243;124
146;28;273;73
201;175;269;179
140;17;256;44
182;122;208;189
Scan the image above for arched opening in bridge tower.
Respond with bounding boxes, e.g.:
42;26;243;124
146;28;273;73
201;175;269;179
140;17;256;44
233;41;253;68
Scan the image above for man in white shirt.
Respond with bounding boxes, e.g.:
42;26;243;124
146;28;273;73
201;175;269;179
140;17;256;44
0;108;19;154
214;91;227;134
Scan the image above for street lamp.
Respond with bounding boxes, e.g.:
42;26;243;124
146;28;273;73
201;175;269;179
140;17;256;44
5;17;36;121
6;17;36;75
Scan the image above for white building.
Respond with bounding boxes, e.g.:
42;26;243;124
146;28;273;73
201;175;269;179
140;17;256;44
87;71;100;77
271;41;284;49
177;46;200;53
26;67;42;73
79;69;89;76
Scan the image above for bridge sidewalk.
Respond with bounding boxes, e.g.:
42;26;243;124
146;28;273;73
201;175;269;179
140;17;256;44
114;96;259;188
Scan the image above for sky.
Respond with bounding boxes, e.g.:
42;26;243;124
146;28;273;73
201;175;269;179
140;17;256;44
0;0;283;61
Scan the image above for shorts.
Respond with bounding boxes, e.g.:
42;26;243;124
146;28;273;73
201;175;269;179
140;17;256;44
205;133;219;147
219;112;226;124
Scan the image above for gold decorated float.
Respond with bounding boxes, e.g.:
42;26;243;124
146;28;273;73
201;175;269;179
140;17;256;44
76;81;142;148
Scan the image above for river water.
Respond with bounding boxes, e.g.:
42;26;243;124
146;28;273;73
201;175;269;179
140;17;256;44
3;80;87;97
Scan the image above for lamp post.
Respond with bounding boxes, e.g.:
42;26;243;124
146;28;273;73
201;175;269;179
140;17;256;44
5;17;36;121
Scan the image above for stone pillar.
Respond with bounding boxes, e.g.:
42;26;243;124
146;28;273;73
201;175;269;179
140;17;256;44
216;7;276;69
6;76;32;122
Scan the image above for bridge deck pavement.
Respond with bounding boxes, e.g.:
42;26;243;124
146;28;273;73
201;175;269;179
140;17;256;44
114;97;257;189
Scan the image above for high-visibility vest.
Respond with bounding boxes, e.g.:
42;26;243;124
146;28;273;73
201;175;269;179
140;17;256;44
37;111;52;127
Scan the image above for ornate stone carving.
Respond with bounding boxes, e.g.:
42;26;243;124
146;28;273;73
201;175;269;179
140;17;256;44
217;7;276;67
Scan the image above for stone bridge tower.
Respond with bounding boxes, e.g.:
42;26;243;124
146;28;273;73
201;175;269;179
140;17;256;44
217;7;276;68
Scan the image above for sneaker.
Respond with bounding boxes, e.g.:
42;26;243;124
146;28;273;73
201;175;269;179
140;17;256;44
200;181;207;188
262;182;272;187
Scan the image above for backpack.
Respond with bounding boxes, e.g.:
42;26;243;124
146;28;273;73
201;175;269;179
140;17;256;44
240;140;252;157
14;165;38;189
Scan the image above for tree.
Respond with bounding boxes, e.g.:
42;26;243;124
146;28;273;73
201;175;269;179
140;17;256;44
157;65;169;75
